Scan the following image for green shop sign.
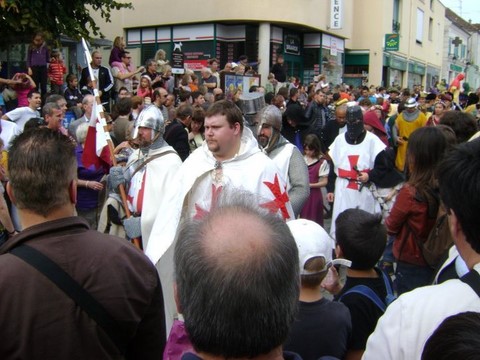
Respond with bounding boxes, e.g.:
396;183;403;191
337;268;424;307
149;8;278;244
385;34;400;51
450;64;463;72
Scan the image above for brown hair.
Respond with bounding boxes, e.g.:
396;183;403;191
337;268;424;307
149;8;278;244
303;133;323;158
205;100;244;132
301;257;328;288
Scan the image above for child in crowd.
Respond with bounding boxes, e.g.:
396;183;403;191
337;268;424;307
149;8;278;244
80;76;95;96
64;74;83;118
12;73;36;107
331;209;393;360
136;75;152;101
26;32;49;98
284;219;352;360
109;36;126;66
48;50;67;95
300;134;329;227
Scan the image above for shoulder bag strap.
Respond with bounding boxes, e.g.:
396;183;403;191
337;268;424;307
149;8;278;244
339;285;386;312
9;244;127;354
130;150;176;179
460;270;480;297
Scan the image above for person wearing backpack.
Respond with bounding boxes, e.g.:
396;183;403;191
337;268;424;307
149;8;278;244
386;126;449;294
330;208;394;360
284;219;352;360
363;137;480;360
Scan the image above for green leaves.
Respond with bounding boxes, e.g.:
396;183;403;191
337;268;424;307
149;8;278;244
0;0;132;45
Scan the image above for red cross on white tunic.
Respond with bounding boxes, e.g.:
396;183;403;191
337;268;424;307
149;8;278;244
338;155;364;190
193;184;223;219
260;174;291;220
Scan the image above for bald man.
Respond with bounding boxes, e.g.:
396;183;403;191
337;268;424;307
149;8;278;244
174;192;301;360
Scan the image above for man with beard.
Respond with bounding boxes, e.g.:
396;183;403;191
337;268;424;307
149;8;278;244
326;105;388;238
394;98;427;171
145;100;294;331
109;105;182;248
257;105;309;216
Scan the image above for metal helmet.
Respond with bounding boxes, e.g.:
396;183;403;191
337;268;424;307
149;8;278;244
345;105;364;141
257;105;283;151
257;105;283;133
132;105;165;139
346;105;364;124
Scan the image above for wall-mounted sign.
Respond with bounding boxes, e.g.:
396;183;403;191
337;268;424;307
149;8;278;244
284;34;300;55
172;42;185;74
385;33;400;51
330;0;343;29
331;38;338;56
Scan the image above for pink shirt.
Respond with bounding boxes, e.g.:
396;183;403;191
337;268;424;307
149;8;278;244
15;85;34;107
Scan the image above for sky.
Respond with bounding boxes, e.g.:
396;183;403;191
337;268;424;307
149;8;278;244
440;0;480;24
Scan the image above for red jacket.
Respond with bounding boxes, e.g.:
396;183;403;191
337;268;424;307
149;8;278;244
387;184;436;266
48;59;66;85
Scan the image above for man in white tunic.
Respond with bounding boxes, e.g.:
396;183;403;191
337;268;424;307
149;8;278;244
109;105;182;247
326;105;386;238
146;100;294;331
257;105;309;216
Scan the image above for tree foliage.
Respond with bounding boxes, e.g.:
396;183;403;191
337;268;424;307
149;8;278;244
0;0;132;45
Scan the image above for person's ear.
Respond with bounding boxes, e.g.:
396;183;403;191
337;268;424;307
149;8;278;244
6;182;16;205
335;244;344;259
448;209;463;243
69;180;77;205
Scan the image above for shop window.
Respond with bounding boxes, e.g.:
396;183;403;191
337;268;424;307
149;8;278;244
416;8;424;44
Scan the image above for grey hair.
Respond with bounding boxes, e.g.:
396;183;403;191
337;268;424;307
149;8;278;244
42;102;61;117
76;122;89;145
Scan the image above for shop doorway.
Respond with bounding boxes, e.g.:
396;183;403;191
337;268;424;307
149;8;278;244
283;54;303;82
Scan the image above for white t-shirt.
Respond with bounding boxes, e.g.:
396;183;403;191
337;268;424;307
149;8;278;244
0;119;21;149
4;106;39;131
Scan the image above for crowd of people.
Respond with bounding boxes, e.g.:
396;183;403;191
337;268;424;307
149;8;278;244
0;31;480;359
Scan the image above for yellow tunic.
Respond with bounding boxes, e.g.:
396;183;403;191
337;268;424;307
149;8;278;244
395;112;427;171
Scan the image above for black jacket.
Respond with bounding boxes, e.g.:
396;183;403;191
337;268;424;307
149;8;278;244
164;119;190;161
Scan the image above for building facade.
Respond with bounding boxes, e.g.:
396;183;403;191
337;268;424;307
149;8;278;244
443;8;480;91
2;0;477;92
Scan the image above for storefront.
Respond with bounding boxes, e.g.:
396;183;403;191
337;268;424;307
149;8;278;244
383;54;407;88
407;61;426;90
426;65;440;92
126;23;344;87
304;33;344;86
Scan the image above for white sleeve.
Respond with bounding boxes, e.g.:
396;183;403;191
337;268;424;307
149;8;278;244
318;159;330;178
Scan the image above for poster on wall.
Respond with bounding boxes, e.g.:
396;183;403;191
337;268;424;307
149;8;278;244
221;73;262;99
243;76;260;92
284;34;300;55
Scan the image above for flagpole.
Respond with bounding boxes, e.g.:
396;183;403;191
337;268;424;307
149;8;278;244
81;39;142;250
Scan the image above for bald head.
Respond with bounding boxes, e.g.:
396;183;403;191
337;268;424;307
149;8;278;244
201;207;272;269
174;192;299;358
335;105;347;127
